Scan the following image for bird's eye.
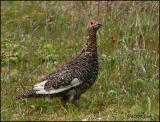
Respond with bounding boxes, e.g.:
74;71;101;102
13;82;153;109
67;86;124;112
90;22;93;25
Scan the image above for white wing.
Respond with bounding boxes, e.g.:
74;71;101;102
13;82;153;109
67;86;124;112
33;78;82;94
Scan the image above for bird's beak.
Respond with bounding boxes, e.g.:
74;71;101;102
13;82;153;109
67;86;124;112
96;22;102;28
97;22;102;27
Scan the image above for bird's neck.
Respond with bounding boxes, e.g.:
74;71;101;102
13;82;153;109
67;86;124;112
79;29;97;55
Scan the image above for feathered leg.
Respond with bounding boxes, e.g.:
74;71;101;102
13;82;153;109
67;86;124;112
68;90;86;108
61;95;69;107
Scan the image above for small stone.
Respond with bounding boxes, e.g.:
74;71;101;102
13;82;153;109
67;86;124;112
82;118;88;121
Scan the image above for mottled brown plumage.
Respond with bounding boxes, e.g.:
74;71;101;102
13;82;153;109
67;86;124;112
16;18;102;106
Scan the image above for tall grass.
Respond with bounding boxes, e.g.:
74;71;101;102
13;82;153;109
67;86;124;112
1;1;159;121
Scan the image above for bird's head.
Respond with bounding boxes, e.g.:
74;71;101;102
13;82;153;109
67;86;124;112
87;18;102;31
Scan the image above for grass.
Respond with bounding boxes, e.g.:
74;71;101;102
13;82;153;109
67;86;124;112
1;1;159;121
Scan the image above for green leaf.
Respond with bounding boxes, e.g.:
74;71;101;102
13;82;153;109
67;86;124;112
130;104;143;115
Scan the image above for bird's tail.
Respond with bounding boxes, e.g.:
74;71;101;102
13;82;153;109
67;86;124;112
15;89;36;100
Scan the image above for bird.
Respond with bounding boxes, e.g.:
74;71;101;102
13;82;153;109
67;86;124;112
16;18;102;107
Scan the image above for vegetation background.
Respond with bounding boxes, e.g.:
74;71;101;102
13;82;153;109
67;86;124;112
1;1;159;121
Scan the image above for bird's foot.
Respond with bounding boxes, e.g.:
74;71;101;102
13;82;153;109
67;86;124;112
78;103;87;109
72;101;87;109
61;100;68;108
61;96;69;108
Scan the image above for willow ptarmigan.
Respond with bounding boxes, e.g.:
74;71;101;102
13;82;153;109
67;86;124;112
16;18;102;106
